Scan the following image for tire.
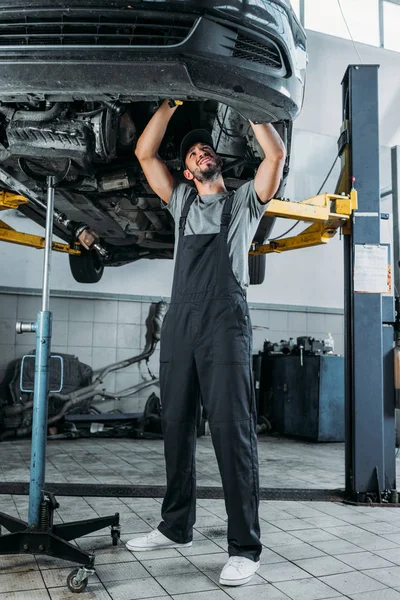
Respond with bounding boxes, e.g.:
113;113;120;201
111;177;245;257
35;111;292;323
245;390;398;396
249;254;266;285
69;250;104;284
66;569;88;593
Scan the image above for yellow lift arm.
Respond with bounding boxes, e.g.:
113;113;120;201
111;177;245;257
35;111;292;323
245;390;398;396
0;191;81;255
0;186;357;258
250;189;358;255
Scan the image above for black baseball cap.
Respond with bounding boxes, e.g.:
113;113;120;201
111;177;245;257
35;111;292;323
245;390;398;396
180;129;214;168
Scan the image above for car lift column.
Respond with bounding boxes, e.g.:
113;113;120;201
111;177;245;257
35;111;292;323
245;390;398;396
343;65;396;500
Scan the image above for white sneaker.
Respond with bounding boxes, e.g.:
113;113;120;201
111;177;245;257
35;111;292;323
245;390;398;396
219;556;260;586
125;529;192;551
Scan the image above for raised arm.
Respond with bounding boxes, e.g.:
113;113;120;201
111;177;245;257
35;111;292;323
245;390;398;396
249;122;287;204
135;100;179;204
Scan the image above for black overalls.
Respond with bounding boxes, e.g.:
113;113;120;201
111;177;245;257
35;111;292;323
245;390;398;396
158;192;261;562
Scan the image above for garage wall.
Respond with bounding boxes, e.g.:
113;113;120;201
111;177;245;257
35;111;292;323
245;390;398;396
0;289;344;412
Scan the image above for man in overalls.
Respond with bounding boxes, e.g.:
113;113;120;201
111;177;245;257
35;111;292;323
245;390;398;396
127;100;286;587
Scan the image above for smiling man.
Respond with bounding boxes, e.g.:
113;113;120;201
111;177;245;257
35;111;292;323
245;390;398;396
128;99;286;587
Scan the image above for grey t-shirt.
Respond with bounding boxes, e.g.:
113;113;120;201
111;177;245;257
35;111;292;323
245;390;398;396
165;180;266;289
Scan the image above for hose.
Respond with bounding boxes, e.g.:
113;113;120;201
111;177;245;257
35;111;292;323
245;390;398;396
4;302;168;433
0;102;65;122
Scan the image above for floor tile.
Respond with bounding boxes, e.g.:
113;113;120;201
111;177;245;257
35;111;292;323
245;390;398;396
271;542;326;561
259;522;283;535
256;548;288;564
171;592;228;600
0;553;38;573
104;577;168;600
258;561;311;583
358;522;400;535
275;577;343;600
320;571;387;595
348;591;400;600
138;556;198;577
36;556;78;570
196;526;227;541
224;583;291;599
336;551;395;569
0;592;50;600
177;539;225;556
304;516;349;529
295;556;353;576
292;530;339;543
354;537;399;551
194;515;227;527
322;524;366;540
271;519;317;532
263;532;305;547
382;534;400;544
76;535;116;551
376;548;400;565
185;552;227;572
312;539;362;554
92;549;137;565
96;562;150;582
131;548;182;560
0;570;45;592
155;572;218;594
361;566;400;588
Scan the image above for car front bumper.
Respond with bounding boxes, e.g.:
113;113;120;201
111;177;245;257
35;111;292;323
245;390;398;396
0;3;306;122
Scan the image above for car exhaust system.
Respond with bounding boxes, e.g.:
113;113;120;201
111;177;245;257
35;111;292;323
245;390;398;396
0;165;108;257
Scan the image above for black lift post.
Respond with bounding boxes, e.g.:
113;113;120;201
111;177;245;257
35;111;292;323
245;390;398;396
341;65;396;501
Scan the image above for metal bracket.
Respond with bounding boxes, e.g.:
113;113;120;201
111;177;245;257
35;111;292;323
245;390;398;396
250;190;358;255
0;190;29;210
0;189;81;255
0;219;81;255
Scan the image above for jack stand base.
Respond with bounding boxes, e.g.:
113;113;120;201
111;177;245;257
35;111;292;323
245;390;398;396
0;504;120;593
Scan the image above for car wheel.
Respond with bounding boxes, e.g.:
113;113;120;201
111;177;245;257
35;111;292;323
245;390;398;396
249;254;266;285
69;249;104;284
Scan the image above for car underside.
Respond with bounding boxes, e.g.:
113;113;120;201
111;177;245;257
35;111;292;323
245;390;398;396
0;0;306;284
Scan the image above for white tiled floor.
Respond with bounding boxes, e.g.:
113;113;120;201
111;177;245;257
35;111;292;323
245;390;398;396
2;495;400;599
1;435;400;598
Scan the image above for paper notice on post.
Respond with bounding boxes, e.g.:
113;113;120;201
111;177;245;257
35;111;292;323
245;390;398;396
354;245;389;293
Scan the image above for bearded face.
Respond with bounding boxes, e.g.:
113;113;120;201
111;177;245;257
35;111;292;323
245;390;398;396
184;143;223;183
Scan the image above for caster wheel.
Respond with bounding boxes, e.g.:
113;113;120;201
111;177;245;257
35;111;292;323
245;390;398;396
112;530;120;546
67;568;88;593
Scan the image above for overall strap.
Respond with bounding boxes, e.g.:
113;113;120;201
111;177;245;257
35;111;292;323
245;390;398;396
179;193;197;233
220;191;235;229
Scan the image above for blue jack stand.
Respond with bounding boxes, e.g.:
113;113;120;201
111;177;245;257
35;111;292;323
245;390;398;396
0;175;120;593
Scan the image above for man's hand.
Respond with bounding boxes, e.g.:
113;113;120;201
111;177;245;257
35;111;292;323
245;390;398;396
249;122;287;204
134;99;180;204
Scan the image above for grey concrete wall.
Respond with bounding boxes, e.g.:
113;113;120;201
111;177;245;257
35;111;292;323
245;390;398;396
0;290;344;413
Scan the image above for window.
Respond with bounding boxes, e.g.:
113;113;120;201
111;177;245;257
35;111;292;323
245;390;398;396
383;1;400;51
305;0;380;47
